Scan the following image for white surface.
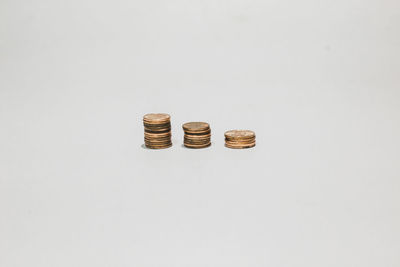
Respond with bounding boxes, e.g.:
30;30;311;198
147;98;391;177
1;0;400;266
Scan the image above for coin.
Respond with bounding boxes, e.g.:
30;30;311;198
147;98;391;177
143;113;172;149
224;130;256;149
183;122;210;132
184;140;210;145
184;142;211;148
143;113;170;124
225;142;255;149
184;134;211;139
144;131;171;137
145;143;172;149
182;121;211;149
224;130;255;139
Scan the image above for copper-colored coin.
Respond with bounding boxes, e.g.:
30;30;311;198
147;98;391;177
184;142;211;149
225;140;255;146
144;121;171;127
183;140;211;145
145;141;171;145
144;131;171;137
144;129;171;134
143;113;170;124
142;113;172;149
145;139;171;143
145;139;172;144
144;135;171;140
225;138;255;144
184;136;208;141
225;135;255;140
225;142;256;149
184;137;210;142
182;122;210;132
224;130;256;149
145;134;171;139
184;133;211;139
145;143;172;149
145;144;172;148
184;130;211;136
144;126;171;132
145;137;171;142
224;130;255;139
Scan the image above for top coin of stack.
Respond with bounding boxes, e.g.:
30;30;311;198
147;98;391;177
183;122;211;148
143;113;172;149
224;130;256;149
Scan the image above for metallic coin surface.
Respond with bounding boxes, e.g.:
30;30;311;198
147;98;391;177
182;121;211;148
225;143;255;149
183;140;209;144
144;129;170;134
184;142;211;149
143;113;170;123
184;131;211;136
224;130;255;139
224;129;256;149
143;113;172;149
225;138;255;143
184;135;211;141
144;131;171;138
182;122;210;132
145;143;172;149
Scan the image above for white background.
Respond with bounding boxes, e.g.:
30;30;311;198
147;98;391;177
1;0;399;266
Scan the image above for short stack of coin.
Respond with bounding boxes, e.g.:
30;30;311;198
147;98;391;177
224;130;256;149
143;113;172;149
183;122;211;149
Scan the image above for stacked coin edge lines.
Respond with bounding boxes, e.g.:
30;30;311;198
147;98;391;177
183;122;211;149
142;114;256;150
224;130;256;149
143;113;172;149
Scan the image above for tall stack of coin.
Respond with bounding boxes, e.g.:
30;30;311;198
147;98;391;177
143;113;172;149
224;130;256;149
183;122;211;149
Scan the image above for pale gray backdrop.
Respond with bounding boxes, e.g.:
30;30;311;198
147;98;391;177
1;0;399;266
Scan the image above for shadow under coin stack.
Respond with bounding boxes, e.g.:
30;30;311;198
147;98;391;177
224;130;256;149
143;113;172;149
183;122;211;149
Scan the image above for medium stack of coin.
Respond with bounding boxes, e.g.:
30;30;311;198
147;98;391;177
183;122;211;149
224;130;256;149
143;113;172;149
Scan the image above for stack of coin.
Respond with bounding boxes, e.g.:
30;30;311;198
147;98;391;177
224;130;256;149
143;113;172;149
183;122;211;149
